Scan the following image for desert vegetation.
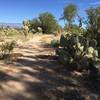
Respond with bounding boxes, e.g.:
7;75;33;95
0;3;99;100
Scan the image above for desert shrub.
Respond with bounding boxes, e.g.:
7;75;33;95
0;28;20;37
24;12;61;34
64;24;85;35
0;40;16;59
50;39;60;48
56;33;100;78
38;12;60;34
85;7;100;47
28;19;41;33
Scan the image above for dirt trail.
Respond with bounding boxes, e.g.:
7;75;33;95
0;35;65;100
0;35;99;100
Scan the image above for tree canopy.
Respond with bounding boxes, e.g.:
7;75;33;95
63;4;77;28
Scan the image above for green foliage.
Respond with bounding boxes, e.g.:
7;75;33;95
63;4;77;29
85;6;100;46
28;12;61;34
50;39;60;48
0;40;16;58
56;33;100;75
39;12;60;34
29;19;41;33
64;24;85;34
86;7;100;30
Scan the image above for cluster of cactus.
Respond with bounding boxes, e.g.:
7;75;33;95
23;20;30;37
56;33;100;77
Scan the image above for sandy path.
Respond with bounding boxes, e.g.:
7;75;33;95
0;35;99;100
0;36;65;100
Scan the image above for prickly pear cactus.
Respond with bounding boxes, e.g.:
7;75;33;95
89;39;97;48
56;33;100;73
60;34;67;47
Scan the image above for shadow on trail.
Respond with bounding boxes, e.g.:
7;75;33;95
0;53;100;99
12;54;85;99
0;71;18;82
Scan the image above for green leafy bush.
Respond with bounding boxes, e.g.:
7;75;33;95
85;7;100;46
28;12;61;34
50;39;60;48
39;12;60;34
28;19;41;33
